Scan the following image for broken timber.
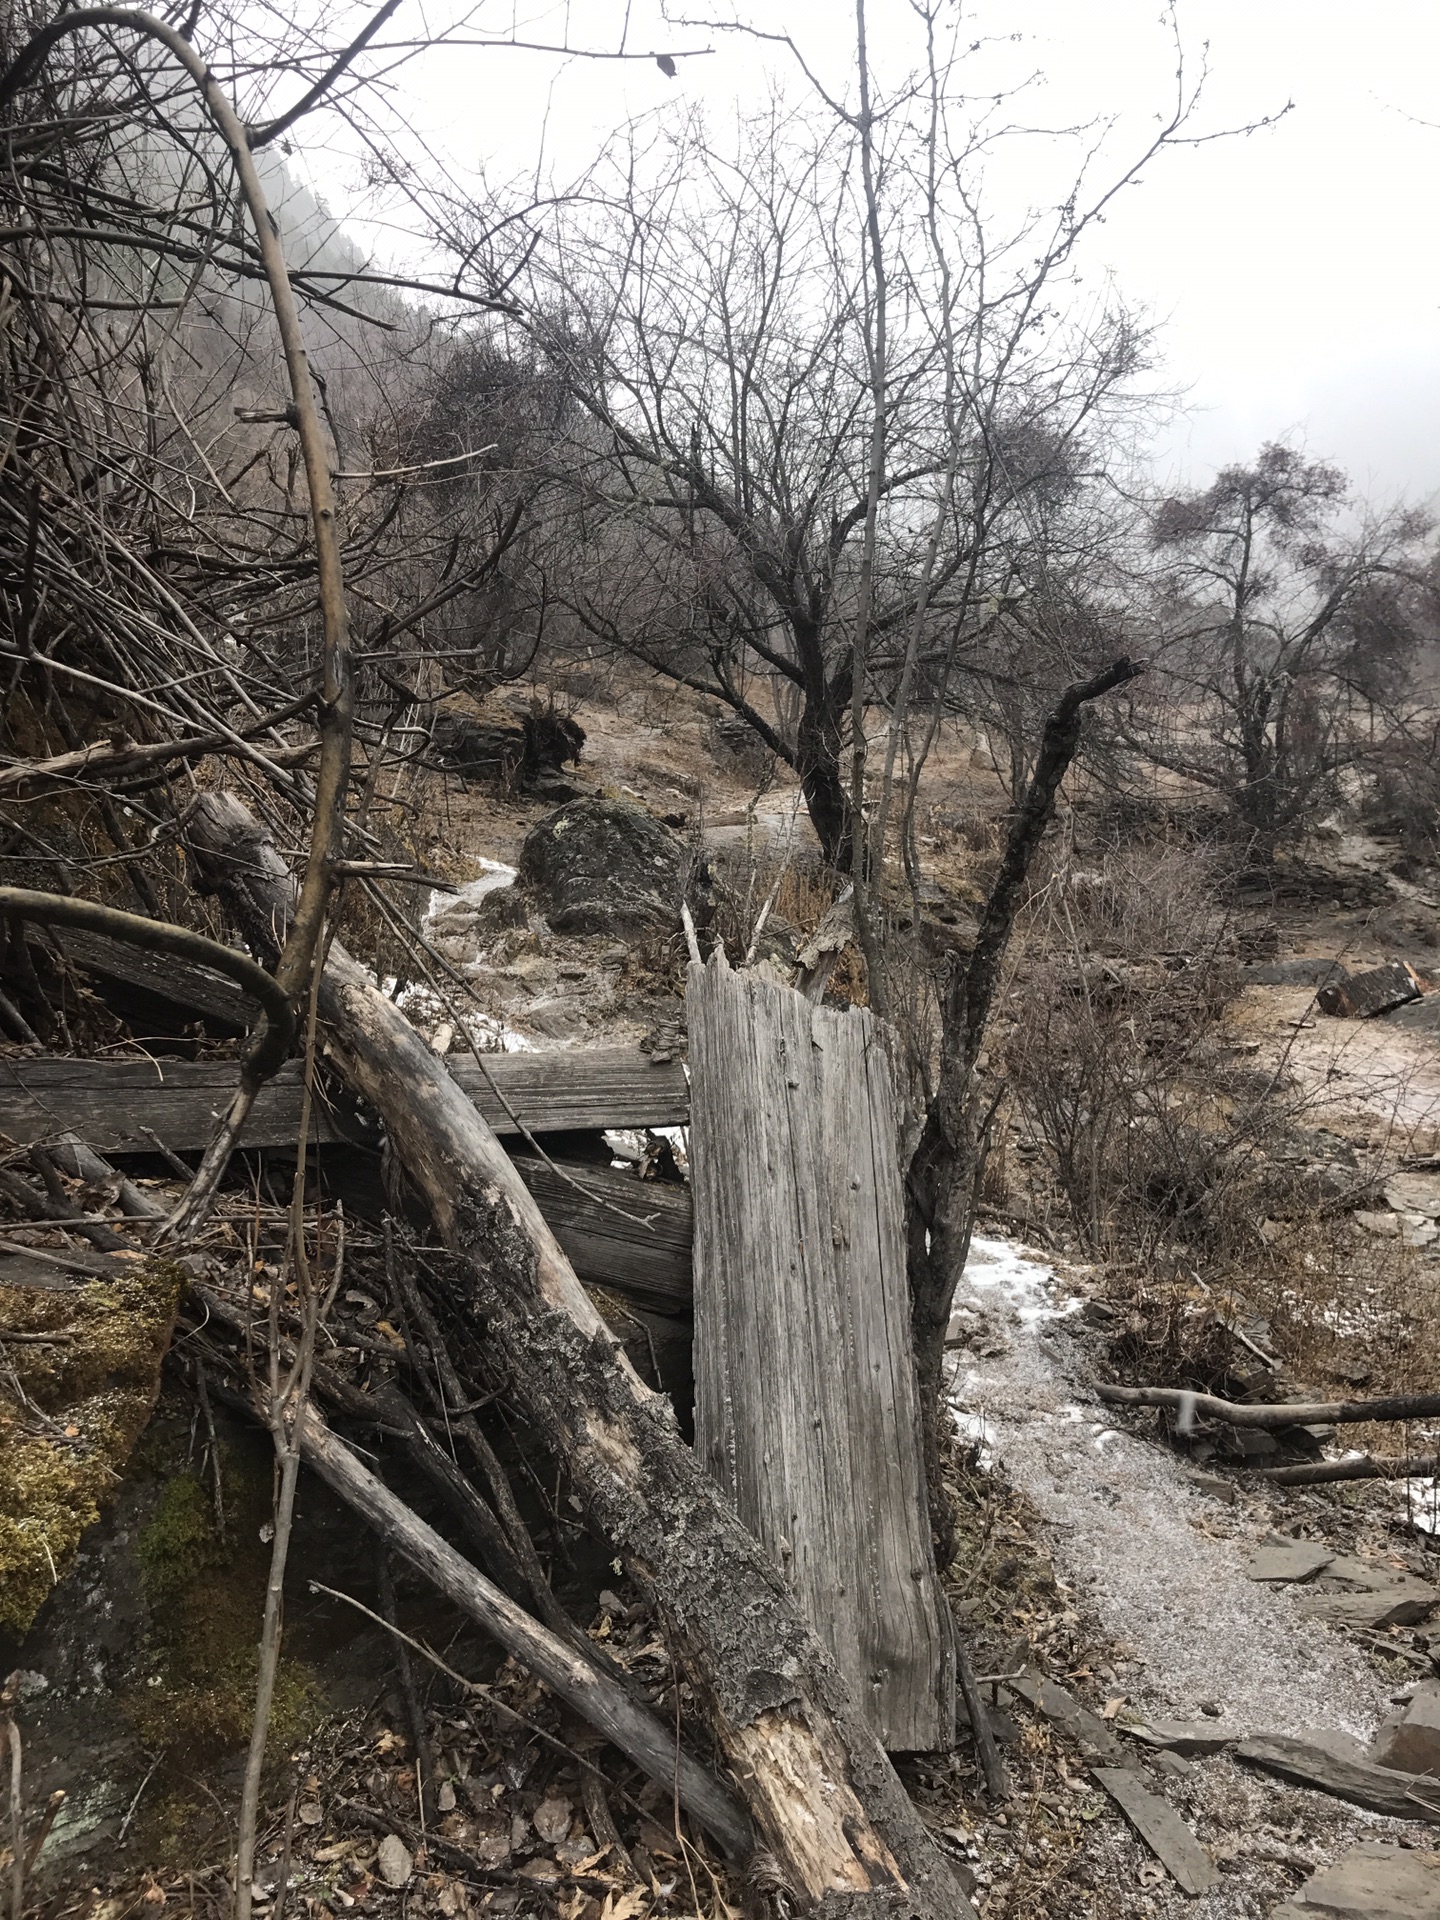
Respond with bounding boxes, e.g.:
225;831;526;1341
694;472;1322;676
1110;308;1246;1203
1316;960;1423;1018
185;789;971;1918
0;1050;690;1153
688;950;955;1753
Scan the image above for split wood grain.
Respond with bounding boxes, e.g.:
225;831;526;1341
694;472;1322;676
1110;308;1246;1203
688;953;954;1752
0;1050;690;1153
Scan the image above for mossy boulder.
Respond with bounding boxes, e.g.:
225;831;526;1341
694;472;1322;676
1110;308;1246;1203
127;1456;317;1759
518;798;687;936
0;1261;181;1635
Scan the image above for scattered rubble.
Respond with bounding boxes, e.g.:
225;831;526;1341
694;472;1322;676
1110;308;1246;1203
1272;1840;1440;1920
1237;1731;1440;1822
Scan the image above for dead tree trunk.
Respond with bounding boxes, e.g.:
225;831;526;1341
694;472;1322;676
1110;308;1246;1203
185;791;972;1920
906;662;1142;1531
689;952;953;1753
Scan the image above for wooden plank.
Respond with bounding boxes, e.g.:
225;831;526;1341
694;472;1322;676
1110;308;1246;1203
449;1052;690;1137
1090;1768;1219;1895
688;954;954;1752
510;1156;692;1314
0;1050;690;1154
55;927;256;1028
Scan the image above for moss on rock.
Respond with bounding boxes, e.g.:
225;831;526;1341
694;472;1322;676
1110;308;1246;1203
129;1449;318;1762
0;1260;182;1634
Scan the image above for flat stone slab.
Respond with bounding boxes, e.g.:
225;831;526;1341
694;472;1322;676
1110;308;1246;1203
1006;1672;1129;1764
1130;1720;1243;1756
1090;1767;1219;1896
1297;1557;1439;1629
1270;1840;1440;1920
1386;1173;1440;1218
1246;1539;1337;1583
1238;1733;1440;1822
1373;1682;1440;1778
1299;1583;1438;1630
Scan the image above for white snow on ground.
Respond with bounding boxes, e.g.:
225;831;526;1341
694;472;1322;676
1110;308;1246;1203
381;858;533;1050
1404;1479;1440;1535
946;1236;1393;1741
424;857;517;927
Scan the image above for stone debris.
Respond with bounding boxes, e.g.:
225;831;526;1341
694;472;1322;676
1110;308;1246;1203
1317;960;1424;1018
1384;1172;1440;1218
1297;1555;1439;1630
1089;1766;1219;1895
1372;1680;1440;1777
1128;1719;1243;1756
1237;1732;1440;1822
1270;1840;1440;1920
375;1834;414;1888
1245;1538;1337;1583
1005;1672;1128;1764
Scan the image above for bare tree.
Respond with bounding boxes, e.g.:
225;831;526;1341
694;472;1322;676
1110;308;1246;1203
1125;443;1436;846
453;5;1233;890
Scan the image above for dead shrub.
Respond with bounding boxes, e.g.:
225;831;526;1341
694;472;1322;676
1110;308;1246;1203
1002;844;1263;1261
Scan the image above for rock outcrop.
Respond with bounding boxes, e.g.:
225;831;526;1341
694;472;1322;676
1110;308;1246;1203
518;799;688;937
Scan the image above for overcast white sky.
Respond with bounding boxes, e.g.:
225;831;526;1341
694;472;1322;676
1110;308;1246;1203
290;0;1440;503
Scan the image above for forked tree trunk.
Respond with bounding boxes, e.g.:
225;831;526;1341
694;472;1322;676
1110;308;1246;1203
185;792;971;1920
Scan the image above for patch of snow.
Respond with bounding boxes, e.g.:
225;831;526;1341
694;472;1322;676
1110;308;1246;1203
946;1231;1390;1741
951;1235;1081;1331
425;857;517;926
1402;1478;1440;1535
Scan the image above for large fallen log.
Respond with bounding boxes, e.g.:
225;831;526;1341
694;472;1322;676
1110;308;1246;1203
0;1050;690;1153
1095;1383;1440;1427
1255;1452;1440;1486
186;791;970;1918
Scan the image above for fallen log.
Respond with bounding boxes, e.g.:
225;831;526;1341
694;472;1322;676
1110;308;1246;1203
1095;1383;1440;1428
186;789;971;1917
1255;1453;1440;1486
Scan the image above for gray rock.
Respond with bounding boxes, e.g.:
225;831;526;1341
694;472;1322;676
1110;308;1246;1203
518;799;687;936
1299;1586;1437;1629
1244;957;1350;987
1298;1556;1439;1629
1089;1766;1219;1894
376;1834;413;1888
1372;1681;1440;1777
1385;1173;1440;1218
1189;1470;1238;1504
1131;1719;1243;1756
1237;1733;1440;1822
1246;1538;1336;1584
1270;1840;1440;1920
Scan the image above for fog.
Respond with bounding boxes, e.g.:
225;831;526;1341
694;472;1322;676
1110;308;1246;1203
288;0;1440;501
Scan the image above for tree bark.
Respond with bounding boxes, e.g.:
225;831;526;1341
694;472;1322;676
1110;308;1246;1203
185;790;972;1919
906;661;1143;1527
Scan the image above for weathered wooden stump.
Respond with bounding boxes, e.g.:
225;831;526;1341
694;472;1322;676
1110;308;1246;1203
689;952;955;1751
